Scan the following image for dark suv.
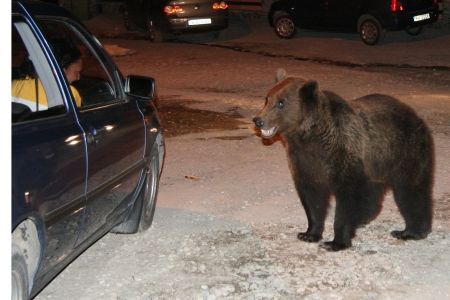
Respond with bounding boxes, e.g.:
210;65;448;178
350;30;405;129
12;1;164;299
123;0;229;41
268;0;440;45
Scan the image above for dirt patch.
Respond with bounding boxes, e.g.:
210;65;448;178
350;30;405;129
157;100;248;137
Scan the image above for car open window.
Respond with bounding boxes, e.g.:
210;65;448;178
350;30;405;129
12;21;66;123
37;18;119;110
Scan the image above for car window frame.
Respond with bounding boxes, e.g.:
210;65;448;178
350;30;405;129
12;15;70;124
35;16;127;112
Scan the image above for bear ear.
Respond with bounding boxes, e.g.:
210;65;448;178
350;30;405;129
300;80;319;101
275;68;287;83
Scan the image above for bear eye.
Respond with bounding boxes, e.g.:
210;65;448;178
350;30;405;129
277;99;285;109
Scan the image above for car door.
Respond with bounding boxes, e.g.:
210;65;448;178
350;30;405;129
36;18;147;243
321;0;362;29
12;15;87;276
295;0;328;27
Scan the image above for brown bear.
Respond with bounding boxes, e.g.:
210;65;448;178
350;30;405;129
253;69;434;251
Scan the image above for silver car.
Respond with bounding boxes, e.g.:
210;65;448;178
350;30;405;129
123;0;229;41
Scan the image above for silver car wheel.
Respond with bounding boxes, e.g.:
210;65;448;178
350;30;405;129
11;252;28;300
275;15;295;39
360;20;380;45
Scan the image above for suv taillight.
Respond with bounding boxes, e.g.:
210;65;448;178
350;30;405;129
212;1;228;10
391;0;404;12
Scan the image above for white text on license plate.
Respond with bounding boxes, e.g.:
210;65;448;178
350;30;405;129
188;18;212;26
413;13;430;22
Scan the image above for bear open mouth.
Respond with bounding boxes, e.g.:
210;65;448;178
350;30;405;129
261;127;278;138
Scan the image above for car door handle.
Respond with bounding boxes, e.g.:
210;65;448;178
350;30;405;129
87;127;101;145
86;124;116;145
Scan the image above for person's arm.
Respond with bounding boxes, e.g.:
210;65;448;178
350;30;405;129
70;85;82;107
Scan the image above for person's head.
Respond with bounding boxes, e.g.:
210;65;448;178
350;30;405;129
51;38;83;84
64;57;82;84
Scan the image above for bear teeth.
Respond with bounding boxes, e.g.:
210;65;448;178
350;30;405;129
261;127;276;138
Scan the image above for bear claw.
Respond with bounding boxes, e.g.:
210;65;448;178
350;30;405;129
297;232;322;243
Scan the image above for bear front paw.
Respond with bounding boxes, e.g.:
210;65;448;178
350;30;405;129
297;232;322;243
320;241;351;252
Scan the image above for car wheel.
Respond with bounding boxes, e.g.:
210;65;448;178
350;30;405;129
211;30;221;40
273;12;296;39
12;251;29;300
111;146;160;234
358;15;384;45
146;17;164;42
405;25;423;36
137;149;160;231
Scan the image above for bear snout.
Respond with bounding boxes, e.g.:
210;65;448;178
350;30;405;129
253;117;264;129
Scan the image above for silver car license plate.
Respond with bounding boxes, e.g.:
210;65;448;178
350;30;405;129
413;13;430;22
188;18;212;26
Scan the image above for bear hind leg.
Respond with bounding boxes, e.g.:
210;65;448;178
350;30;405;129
355;183;385;228
391;183;432;240
322;182;380;251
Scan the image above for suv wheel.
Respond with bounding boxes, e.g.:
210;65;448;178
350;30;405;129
405;25;423;36
273;12;296;39
358;15;384;45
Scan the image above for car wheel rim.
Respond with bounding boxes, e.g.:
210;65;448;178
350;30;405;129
361;21;378;44
276;18;294;38
11;269;23;300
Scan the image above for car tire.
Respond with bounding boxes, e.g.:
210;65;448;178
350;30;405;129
137;148;160;231
211;30;221;40
405;25;423;36
146;17;164;42
12;250;29;300
358;15;385;45
111;146;160;234
273;11;296;39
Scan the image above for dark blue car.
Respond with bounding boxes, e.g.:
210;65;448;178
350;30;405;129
12;1;165;299
268;0;440;45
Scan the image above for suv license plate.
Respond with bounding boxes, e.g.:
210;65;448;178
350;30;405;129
413;13;430;22
188;18;212;26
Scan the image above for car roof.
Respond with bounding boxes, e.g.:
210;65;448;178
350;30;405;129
13;0;75;19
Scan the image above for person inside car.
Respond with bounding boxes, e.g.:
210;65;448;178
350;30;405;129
12;39;83;111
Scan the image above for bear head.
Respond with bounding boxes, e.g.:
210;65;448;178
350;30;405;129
253;69;322;139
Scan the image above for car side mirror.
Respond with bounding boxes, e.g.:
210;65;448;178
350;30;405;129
125;75;156;100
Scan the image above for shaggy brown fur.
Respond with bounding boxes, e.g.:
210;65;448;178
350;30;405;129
253;69;434;251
